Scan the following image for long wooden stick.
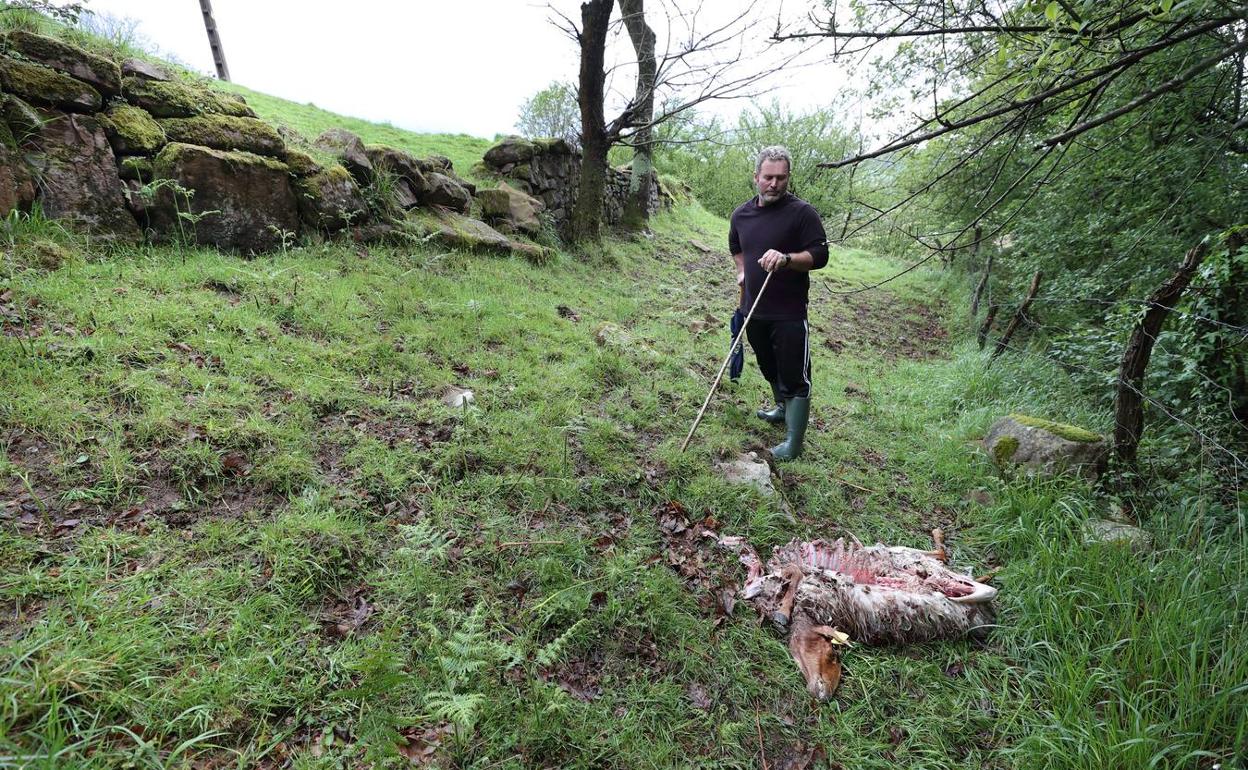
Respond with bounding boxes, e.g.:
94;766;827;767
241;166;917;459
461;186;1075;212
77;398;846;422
680;270;775;452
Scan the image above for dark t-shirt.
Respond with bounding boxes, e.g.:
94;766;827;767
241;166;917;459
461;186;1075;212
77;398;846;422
729;193;829;321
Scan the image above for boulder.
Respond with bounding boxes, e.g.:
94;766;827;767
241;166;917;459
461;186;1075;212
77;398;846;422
121;76;255;118
364;145;426;186
0;57;100;112
121;58;171;81
408;208;510;252
483;136;539;167
0;141;36;216
294;164;366;232
158;114;284;156
282;148;323;177
475;181;543;234
313;128;372;184
149;142;299;252
423;171;471;212
984;414;1107;478
3;30;122;96
98;104;166;155
392;178;420;210
28;111;140;239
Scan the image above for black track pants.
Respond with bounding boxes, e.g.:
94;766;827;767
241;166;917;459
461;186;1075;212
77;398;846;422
746;318;811;400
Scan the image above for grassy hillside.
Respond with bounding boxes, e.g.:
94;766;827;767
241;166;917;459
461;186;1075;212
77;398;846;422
1;87;1244;768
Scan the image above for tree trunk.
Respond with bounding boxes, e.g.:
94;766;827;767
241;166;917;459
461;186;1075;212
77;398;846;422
619;0;656;231
570;0;613;243
977;303;999;349
990;271;1041;361
1113;240;1210;467
971;251;992;317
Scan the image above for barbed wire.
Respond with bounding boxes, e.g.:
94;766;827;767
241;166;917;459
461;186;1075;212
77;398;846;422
984;319;1248;473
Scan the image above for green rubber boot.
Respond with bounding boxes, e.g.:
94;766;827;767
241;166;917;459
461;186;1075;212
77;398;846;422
770;396;810;461
756;382;786;424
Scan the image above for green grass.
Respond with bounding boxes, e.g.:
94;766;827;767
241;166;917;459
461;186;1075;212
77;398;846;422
0;67;1244;769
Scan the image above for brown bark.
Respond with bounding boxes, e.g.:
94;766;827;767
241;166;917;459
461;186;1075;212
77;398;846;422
1113;240;1211;467
977;303;998;349
971;251;992;317
570;0;613;243
990;271;1041;361
619;0;656;231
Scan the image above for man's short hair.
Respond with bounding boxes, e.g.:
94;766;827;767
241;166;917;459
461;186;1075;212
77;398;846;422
755;145;793;174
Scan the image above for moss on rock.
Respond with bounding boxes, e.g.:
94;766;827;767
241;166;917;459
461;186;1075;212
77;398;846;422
0;56;100;112
1008;414;1101;443
158;114;284;156
99;104;165;155
283;148;323;177
992;435;1020;464
2;30;122;96
122;76;256;119
154;141;289;176
118;155;153;182
2;94;42;142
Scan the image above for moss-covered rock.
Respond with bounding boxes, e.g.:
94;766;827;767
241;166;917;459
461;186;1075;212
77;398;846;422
283;148;323;177
2;30;121;96
483;136;538;167
314;128;372;184
29;110;140;240
992;435;1019;464
158;114;284;156
121;76;256;119
984;414;1107;479
407;207;551;264
118;155;153;183
98;104;165;155
0;56;101;112
2;94;43;142
294;164;366;232
150;142;297;252
1006;414;1101;443
0;140;35;215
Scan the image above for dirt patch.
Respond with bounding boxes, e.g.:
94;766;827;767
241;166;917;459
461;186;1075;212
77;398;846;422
812;284;947;360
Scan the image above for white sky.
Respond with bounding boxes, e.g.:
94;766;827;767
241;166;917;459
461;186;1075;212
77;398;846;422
77;0;860;138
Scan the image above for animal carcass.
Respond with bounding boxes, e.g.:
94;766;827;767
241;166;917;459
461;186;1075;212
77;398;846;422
725;530;997;700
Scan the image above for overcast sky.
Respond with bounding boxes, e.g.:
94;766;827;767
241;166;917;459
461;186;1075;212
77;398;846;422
77;0;856;139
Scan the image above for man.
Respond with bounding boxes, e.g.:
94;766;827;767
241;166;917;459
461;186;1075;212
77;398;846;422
729;146;829;461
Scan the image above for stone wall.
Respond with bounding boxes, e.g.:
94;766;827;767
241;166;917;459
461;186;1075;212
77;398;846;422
0;30;664;257
0;31;551;260
479;136;661;235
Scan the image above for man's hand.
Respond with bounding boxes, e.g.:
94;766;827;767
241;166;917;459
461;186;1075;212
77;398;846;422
758;249;789;272
737;271;745;286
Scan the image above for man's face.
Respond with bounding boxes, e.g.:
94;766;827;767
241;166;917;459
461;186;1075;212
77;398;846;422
754;159;791;205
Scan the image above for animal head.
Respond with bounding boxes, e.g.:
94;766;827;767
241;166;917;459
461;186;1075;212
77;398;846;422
788;619;850;701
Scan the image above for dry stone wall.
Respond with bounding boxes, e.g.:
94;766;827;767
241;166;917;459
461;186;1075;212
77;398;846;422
0;30;663;257
0;31;550;260
479;136;661;235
